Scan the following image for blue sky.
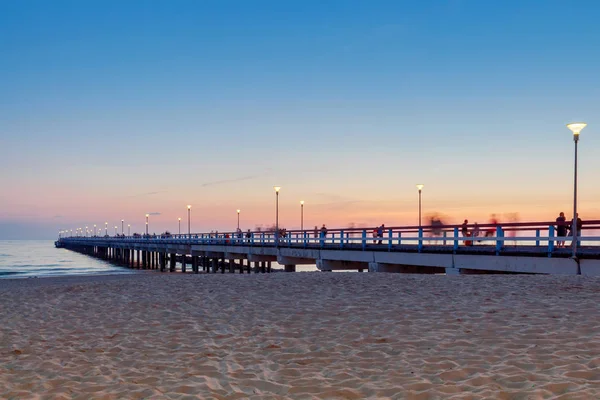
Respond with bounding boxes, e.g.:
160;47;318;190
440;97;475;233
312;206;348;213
1;0;599;239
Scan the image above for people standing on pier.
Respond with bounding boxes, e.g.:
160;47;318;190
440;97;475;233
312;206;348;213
484;214;498;237
314;226;319;238
569;213;583;246
320;224;328;238
556;212;567;248
372;228;378;244
377;224;384;244
461;220;469;237
472;222;481;242
246;229;252;243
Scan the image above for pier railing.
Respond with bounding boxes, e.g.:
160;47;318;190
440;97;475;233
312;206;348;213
60;220;600;256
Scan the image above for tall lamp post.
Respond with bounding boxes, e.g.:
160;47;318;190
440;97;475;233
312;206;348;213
93;224;97;236
114;226;117;236
567;122;587;258
187;205;191;237
105;222;108;236
85;226;88;237
416;184;424;228
145;214;149;235
274;186;281;244
121;219;124;235
178;217;181;235
300;200;304;231
237;209;241;230
128;224;131;236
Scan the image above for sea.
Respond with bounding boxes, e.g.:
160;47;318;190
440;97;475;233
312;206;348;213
0;240;318;278
0;240;136;279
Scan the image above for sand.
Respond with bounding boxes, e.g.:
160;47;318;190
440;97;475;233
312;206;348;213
1;272;600;399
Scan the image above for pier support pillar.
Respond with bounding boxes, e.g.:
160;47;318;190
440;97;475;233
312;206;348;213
284;264;296;272
169;254;176;272
211;258;218;273
181;255;187;273
192;256;198;273
136;250;141;269
267;261;272;273
160;253;166;272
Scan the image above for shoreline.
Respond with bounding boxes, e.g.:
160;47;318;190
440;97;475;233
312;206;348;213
1;273;599;398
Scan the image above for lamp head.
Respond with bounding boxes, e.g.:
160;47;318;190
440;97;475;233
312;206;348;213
121;219;124;222
237;209;240;214
274;186;281;193
145;214;149;217
300;200;304;205
416;184;424;191
178;217;181;221
567;122;587;136
187;205;192;210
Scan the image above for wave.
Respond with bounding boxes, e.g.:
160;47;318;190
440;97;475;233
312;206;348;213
0;254;12;257
0;271;23;276
12;264;64;268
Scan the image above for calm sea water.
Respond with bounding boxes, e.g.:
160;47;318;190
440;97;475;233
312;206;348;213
0;240;135;279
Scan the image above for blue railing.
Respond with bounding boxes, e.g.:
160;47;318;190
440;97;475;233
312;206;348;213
59;220;600;256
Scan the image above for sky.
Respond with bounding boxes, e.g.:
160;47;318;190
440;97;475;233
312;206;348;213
1;0;599;239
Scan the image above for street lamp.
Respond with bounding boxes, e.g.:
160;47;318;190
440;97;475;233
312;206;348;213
416;184;424;228
105;222;108;236
114;226;117;236
121;219;124;235
128;224;131;236
567;122;587;258
178;217;181;235
237;209;241;230
187;205;191;237
300;200;304;231
93;224;97;236
85;226;88;237
145;214;149;235
274;186;281;244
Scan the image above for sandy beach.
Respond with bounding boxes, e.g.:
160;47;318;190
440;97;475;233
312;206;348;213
1;272;600;399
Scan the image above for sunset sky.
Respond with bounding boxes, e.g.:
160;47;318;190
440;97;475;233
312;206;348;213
1;0;599;239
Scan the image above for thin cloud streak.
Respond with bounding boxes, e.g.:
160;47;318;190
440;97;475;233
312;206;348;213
126;191;167;198
201;175;258;187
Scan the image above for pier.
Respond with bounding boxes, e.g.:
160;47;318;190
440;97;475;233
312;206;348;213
56;220;600;275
